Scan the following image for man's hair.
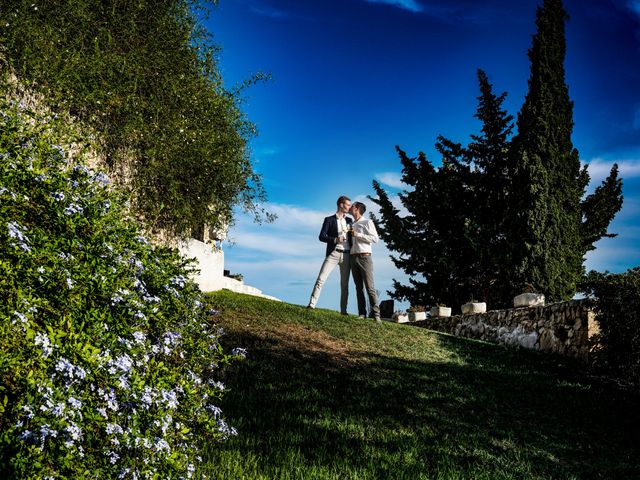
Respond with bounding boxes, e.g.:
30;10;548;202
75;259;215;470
352;201;366;215
336;195;351;207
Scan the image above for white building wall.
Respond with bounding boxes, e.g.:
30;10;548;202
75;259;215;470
178;238;279;301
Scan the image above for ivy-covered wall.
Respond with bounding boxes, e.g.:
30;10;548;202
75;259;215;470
0;0;270;237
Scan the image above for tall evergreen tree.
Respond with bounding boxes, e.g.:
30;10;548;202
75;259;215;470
467;69;515;306
370;138;475;309
510;0;622;300
372;0;623;309
370;72;513;309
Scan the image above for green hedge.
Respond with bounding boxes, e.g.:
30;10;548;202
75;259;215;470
582;268;640;388
0;96;242;478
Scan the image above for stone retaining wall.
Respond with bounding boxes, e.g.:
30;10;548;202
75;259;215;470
412;300;599;360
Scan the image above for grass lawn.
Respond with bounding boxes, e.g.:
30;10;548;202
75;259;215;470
200;291;640;480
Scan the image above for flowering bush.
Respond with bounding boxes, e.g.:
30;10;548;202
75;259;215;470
0;99;241;478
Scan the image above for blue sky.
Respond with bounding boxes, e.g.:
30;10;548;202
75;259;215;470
205;0;640;312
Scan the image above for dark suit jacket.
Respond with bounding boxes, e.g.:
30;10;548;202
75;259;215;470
319;214;353;257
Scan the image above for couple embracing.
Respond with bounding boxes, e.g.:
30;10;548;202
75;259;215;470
307;196;381;322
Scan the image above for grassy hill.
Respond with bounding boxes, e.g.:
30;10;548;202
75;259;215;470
200;291;639;480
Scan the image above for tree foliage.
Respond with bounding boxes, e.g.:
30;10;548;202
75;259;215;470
0;0;270;237
371;0;623;309
509;0;622;301
371;70;514;309
581;269;640;389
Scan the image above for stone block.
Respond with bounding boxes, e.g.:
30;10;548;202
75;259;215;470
538;329;556;351
430;306;452;317
392;312;409;323
408;311;427;322
461;302;487;314
514;293;545;308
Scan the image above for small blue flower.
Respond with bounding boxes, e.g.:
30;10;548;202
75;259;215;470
231;347;248;358
169;275;187;288
64;203;84;216
72;165;90;175
34;332;54;358
12;311;28;326
135;235;149;245
93;172;110;186
8;221;30;251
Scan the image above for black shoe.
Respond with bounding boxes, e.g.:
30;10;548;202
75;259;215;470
306;305;314;310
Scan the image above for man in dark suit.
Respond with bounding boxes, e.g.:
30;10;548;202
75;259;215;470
307;195;353;314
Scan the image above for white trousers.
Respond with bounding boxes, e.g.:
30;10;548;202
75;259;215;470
308;250;350;314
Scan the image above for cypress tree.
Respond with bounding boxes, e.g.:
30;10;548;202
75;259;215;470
510;0;622;300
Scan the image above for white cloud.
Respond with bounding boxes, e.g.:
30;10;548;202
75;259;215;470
585;242;640;273
584;157;640;183
229;231;319;258
375;172;405;189
364;0;423;13
362;0;495;24
262;203;327;229
250;7;291;19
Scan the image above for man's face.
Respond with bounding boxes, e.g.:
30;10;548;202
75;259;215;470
349;204;357;217
340;200;351;214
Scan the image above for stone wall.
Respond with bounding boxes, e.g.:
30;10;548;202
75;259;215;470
412;300;599;360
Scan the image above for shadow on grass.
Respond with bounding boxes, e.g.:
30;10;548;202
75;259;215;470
204;326;640;480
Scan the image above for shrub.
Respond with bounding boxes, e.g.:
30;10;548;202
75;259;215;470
581;268;640;387
0;97;241;478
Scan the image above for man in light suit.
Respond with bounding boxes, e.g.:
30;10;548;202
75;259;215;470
307;196;353;314
349;201;381;322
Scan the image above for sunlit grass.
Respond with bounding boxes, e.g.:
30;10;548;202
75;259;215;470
200;290;639;479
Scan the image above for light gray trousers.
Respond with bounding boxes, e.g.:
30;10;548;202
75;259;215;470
308;249;350;314
351;255;380;318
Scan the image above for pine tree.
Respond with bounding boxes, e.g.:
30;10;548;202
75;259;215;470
467;69;515;306
370;71;515;309
370;139;475;309
510;0;622;300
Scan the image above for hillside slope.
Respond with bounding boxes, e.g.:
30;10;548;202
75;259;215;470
201;291;640;480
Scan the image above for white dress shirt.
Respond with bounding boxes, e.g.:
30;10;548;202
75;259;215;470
350;217;378;254
335;214;350;252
